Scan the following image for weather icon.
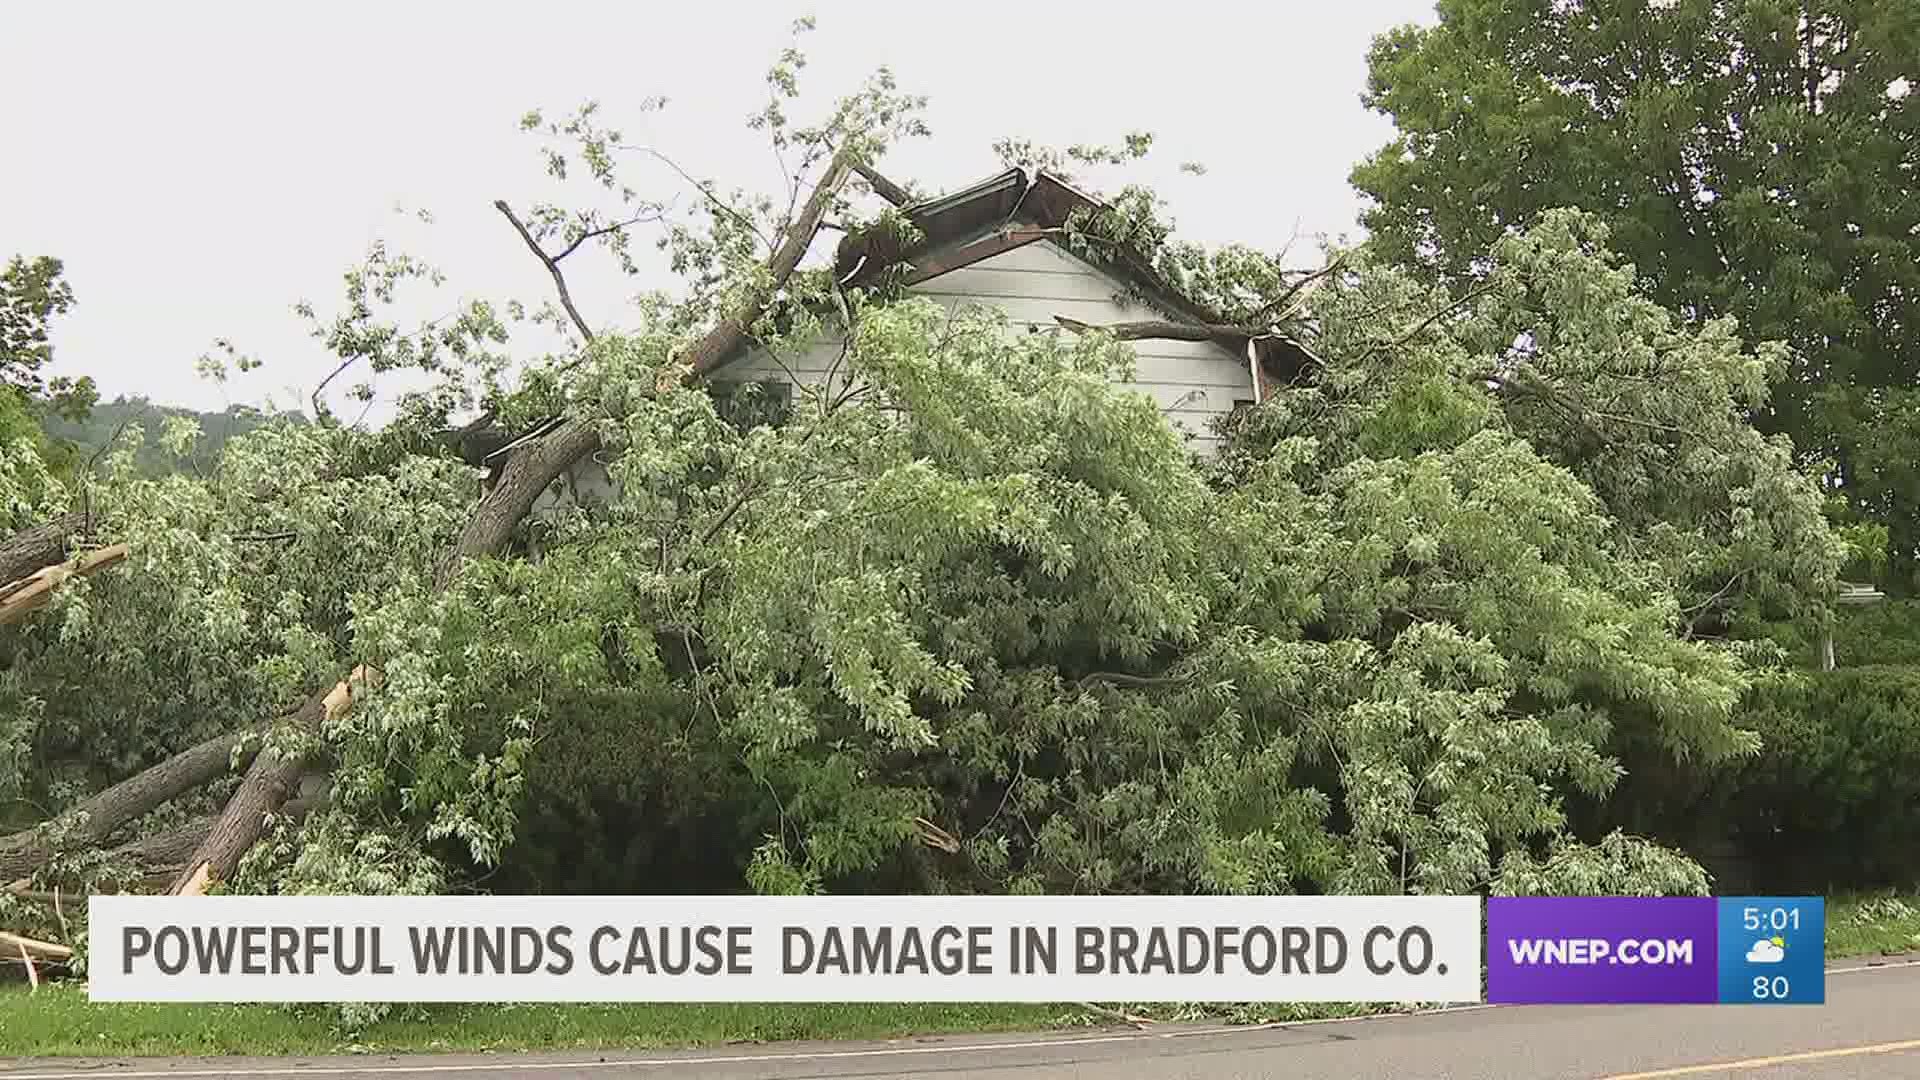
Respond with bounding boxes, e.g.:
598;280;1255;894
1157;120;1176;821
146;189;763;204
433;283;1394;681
1746;936;1786;964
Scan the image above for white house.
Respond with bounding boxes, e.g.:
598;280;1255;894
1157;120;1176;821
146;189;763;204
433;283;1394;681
516;165;1312;516
716;166;1294;456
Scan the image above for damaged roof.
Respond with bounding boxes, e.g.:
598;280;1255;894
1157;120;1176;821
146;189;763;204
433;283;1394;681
824;166;1316;382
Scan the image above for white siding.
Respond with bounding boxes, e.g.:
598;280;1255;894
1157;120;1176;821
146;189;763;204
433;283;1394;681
722;239;1254;454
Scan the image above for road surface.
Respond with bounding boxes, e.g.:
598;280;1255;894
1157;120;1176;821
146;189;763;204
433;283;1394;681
3;955;1916;1079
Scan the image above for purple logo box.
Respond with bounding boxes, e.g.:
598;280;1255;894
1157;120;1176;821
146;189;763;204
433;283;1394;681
1486;897;1718;1004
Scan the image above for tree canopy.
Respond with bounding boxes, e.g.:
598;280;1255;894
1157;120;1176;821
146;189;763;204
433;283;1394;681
1351;0;1920;588
1;255;96;424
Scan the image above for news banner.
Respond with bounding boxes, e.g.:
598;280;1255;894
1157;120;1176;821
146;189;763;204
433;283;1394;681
86;894;1825;1006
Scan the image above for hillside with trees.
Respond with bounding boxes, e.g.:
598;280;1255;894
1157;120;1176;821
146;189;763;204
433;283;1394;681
39;397;308;479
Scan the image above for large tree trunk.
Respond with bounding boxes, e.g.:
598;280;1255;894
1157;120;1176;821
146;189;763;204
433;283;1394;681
167;674;367;894
113;815;219;876
433;420;605;588
165;154;857;896
8;788;325;897
0;509;96;586
0;723;259;881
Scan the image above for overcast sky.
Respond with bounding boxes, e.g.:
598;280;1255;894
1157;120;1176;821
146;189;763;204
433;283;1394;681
3;1;1437;421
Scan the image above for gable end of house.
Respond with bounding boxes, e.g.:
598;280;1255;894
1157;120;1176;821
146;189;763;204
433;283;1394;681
710;166;1299;453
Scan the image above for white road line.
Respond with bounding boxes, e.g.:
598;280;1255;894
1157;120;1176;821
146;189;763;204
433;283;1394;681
0;962;1910;1079
1827;957;1920;975
1597;1038;1920;1079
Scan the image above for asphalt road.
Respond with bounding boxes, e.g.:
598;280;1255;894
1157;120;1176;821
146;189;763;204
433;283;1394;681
3;956;1917;1080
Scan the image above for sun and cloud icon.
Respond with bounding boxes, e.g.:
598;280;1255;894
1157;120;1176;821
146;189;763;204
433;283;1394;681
1746;936;1787;964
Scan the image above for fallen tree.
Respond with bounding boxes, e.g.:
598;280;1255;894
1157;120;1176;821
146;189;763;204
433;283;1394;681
166;152;856;896
0;51;898;896
0;29;1851;915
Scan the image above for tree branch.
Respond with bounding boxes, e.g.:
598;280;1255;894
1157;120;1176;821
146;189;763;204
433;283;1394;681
310;355;361;421
1050;315;1324;374
1477;368;1709;444
551;207;672;264
853;162;912;207
696;482;763;548
616;144;776;253
1357;284;1497;361
1682;570;1748;638
493;199;595;343
1245;253;1348;326
0;931;69;964
1054;315;1259;344
1075;671;1188;691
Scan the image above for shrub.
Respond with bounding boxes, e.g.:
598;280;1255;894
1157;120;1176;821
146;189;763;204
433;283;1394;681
1723;665;1920;889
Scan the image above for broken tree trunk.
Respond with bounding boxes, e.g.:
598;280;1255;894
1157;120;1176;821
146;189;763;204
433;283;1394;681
168;668;374;896
0;543;129;626
165;153;858;896
0;931;71;964
0;722;263;881
0;509;96;586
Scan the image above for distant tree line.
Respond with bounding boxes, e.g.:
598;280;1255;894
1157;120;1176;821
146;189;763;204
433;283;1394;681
39;396;308;479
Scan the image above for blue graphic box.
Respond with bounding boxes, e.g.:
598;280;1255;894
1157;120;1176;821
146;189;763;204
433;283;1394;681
1714;896;1824;1004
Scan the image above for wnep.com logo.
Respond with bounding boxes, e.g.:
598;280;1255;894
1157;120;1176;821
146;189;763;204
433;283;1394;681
1485;896;1825;1005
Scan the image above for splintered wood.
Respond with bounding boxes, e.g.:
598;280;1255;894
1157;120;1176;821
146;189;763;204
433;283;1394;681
0;930;72;963
324;665;382;723
0;543;129;626
172;665;381;898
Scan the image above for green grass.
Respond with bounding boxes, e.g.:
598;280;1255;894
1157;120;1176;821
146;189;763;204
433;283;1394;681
1827;891;1920;958
0;992;1086;1058
0;985;1474;1059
